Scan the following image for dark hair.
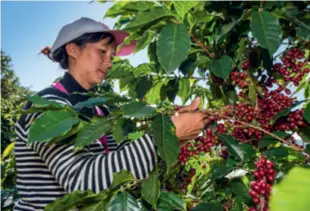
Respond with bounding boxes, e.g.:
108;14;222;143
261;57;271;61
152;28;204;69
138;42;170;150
50;32;115;69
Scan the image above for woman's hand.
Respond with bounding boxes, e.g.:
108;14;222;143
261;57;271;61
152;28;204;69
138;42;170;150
171;97;209;146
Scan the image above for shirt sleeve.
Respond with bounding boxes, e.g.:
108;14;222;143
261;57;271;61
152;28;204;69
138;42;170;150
23;94;158;193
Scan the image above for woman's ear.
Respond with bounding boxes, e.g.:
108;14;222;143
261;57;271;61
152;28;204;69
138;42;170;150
65;43;80;59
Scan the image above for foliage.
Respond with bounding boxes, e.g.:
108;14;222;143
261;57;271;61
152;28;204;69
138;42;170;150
9;1;310;211
1;51;33;150
1;51;33;210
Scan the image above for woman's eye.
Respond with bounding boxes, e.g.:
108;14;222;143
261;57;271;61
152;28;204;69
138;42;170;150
101;50;106;54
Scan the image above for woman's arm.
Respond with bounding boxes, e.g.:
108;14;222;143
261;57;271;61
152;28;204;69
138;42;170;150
30;133;157;193
20;93;158;194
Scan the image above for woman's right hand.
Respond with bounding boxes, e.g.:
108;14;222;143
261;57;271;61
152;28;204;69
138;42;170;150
171;97;210;145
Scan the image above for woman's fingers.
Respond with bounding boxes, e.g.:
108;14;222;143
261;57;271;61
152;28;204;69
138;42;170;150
177;97;201;113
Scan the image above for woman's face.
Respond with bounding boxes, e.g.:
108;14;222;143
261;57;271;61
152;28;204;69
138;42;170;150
69;36;116;89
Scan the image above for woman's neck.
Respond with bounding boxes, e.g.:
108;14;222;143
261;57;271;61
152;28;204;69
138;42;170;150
67;69;91;90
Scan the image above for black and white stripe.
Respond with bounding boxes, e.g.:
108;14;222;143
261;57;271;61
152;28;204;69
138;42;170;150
14;88;158;211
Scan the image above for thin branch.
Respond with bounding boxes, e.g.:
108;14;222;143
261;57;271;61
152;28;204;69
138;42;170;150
201;110;304;152
190;33;214;59
290;77;310;97
171;18;214;58
149;73;205;81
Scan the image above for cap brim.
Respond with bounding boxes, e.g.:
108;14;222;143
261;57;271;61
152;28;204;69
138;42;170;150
109;30;136;57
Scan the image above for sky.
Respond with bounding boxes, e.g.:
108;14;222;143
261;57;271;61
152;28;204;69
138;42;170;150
1;1;148;91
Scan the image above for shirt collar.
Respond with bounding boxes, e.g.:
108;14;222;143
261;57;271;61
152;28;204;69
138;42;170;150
60;72;96;94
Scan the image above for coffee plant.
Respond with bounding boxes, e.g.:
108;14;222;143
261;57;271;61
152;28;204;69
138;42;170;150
21;1;310;211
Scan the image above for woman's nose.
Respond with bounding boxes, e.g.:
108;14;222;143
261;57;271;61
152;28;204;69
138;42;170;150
103;60;112;69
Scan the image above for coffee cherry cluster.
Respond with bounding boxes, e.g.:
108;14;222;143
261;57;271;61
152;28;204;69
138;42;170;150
259;86;294;121
178;128;217;165
274;108;307;131
273;47;308;86
230;70;249;89
248;157;276;211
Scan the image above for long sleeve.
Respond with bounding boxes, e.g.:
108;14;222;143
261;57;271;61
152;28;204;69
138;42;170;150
30;133;157;193
17;92;158;194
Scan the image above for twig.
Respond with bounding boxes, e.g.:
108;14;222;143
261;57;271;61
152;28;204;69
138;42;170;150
171;18;214;58
150;73;205;81
201;110;304;152
290;77;310;97
190;33;214;58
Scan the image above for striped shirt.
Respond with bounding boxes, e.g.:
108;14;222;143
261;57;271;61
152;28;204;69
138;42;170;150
14;72;158;211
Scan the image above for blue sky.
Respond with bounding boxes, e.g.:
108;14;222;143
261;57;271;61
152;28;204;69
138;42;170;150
1;1;148;91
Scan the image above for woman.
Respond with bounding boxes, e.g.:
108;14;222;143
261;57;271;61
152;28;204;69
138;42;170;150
14;17;209;211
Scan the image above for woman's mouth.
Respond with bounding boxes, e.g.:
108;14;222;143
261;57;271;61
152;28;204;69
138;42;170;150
98;69;106;77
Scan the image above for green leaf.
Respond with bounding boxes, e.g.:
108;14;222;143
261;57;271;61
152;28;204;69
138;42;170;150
133;63;156;77
79;201;107;211
158;192;186;211
75;117;111;148
151;114;179;166
165;78;179;102
263;147;289;158
135;77;153;100
196;54;212;68
217;134;245;161
28;109;79;144
304;83;310;99
243;144;257;162
231;180;251;204
259;132;290;149
121;102;156;119
178;78;190;104
110;170;135;190
286;148;306;162
235;38;249;64
128;131;144;140
304;103;310;123
106;62;132;79
27;95;64;108
216;21;236;43
125;7;172;29
210;164;234;180
145;80;167;104
251;10;281;55
271;104;299;123
306;145;310;154
135;31;155;53
179;57;196;76
157;23;191;74
192;203;223;211
173;1;199;21
187;11;214;28
123;1;155;11
2;142;14;159
270;167;310;211
112;119;126;144
141;170;160;209
74;97;110;110
104;2;128;18
45;190;104;211
298;127;310;143
107;192;140;211
119;75;135;92
209;56;233;80
296;26;310;41
231;197;243;211
248;84;256;106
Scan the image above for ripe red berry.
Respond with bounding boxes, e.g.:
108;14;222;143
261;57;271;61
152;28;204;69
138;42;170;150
253;197;260;204
249;207;258;211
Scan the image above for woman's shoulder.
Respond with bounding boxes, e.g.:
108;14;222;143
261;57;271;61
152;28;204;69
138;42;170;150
23;85;72;110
